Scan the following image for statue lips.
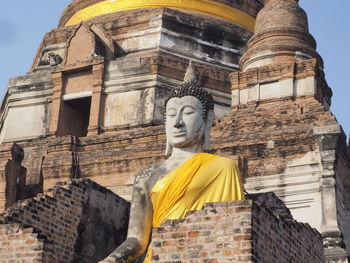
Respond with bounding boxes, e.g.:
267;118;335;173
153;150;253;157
172;131;187;137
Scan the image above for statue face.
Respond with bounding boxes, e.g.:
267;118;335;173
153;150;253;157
166;96;205;148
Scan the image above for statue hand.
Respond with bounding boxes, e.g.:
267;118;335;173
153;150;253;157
99;238;144;263
99;253;125;263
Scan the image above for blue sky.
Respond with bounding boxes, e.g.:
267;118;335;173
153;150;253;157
0;1;349;138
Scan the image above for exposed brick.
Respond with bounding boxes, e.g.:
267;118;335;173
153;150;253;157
152;194;324;263
0;179;130;262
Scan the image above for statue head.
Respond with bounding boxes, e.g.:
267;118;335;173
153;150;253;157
165;62;215;156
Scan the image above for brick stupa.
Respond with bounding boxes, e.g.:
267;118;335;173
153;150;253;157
0;0;349;262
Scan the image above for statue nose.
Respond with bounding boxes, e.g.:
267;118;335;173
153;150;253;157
173;122;183;128
174;115;184;128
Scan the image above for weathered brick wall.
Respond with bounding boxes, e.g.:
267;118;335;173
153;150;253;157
40;96;339;202
212;97;338;177
0;224;44;262
1;181;85;262
0;179;130;263
152;194;324;263
251;199;324;263
0;95;340;203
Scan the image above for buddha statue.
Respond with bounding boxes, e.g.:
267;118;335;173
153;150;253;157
100;62;244;263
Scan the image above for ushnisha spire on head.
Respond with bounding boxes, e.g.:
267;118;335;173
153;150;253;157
183;61;197;84
166;61;214;120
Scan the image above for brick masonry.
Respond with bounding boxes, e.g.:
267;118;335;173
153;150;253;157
0;224;44;263
152;193;325;263
0;0;348;261
0;179;130;263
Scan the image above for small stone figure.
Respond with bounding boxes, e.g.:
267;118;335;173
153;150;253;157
48;52;62;66
38;52;62;67
100;62;244;263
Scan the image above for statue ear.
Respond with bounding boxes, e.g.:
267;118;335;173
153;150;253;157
203;110;215;150
165;138;173;157
164;115;172;156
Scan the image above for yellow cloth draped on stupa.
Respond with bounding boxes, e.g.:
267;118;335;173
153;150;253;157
144;153;244;262
65;0;255;31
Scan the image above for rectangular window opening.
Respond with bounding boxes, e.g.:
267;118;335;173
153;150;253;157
57;96;91;137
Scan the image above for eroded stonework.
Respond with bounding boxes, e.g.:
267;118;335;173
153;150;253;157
0;0;349;262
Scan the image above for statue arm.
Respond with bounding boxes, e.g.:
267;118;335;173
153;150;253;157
100;169;153;263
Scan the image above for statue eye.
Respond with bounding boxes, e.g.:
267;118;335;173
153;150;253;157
183;107;195;115
167;109;177;118
183;111;194;116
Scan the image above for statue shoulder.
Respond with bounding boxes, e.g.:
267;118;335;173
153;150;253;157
133;162;170;194
212;154;239;170
133;162;165;184
134;166;154;185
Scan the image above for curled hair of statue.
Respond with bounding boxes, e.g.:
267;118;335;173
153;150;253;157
166;61;214;120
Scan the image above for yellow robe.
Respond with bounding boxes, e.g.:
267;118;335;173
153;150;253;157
144;153;244;262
